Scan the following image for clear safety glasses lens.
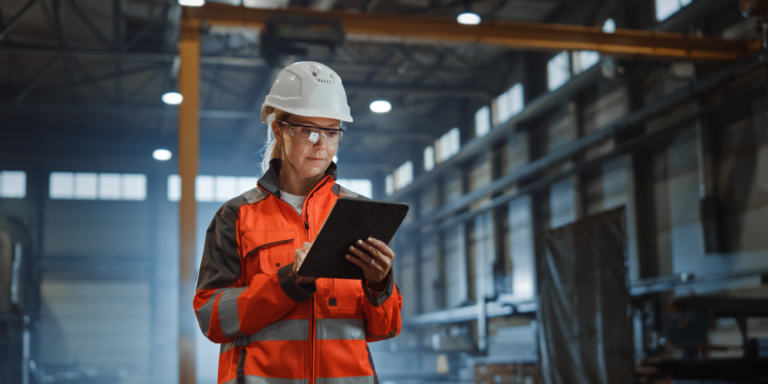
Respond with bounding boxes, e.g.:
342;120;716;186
299;129;342;145
278;122;343;145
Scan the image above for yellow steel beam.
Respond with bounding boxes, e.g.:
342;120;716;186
178;18;200;384
183;3;755;60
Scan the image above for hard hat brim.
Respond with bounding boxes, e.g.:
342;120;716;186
261;101;353;123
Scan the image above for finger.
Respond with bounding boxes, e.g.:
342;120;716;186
302;242;312;252
348;244;374;263
365;238;394;257
345;254;371;270
356;240;385;261
295;248;306;263
296;275;318;285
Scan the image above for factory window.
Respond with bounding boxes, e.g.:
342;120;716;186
655;0;692;21
0;171;26;199
548;51;571;91
337;179;372;198
167;175;258;202
572;51;600;75
435;127;461;164
168;175;181;202
424;146;435;171
49;172;146;201
385;174;395;196
393;161;413;191
493;83;524;125
74;173;98;199
196;176;217;202
475;106;491;137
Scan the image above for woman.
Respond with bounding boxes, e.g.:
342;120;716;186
193;61;402;384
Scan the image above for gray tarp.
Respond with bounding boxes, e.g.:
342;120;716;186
536;208;633;384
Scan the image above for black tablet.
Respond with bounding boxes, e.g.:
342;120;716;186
297;197;409;279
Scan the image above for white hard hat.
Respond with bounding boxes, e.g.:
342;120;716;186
261;61;353;123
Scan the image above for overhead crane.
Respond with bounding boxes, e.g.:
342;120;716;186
184;2;756;60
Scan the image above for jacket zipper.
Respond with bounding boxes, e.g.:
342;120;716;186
303;178;332;384
265;177;333;384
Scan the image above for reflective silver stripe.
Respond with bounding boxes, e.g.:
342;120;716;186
250;319;309;342
316;318;365;340
218;287;248;339
221;379;237;384
229;320;309;350
244;376;308;384
220;341;236;354
316;376;374;384
197;289;223;337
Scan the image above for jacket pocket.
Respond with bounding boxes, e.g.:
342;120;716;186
242;229;296;276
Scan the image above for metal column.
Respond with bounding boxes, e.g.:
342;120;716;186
178;18;200;384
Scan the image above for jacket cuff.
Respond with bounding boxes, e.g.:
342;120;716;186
362;271;393;307
277;263;316;303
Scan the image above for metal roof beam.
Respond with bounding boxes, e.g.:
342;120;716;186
345;82;490;97
0;47;491;96
15;54;61;101
65;0;114;49
0;103;437;141
0;0;38;42
0;46;491;74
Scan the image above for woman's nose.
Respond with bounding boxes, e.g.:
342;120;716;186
313;133;329;147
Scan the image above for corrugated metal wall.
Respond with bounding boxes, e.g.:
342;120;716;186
398;241;419;318
39;280;151;384
420;234;442;314
470;213;495;302
43;201;152;257
507;196;535;301
443;224;468;309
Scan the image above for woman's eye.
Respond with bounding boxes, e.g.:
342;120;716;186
327;132;338;137
302;129;314;135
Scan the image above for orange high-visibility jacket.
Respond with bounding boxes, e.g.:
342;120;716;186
194;159;403;384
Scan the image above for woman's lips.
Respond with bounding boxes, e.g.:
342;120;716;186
307;157;324;162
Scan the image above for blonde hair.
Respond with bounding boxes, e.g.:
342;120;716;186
261;106;294;174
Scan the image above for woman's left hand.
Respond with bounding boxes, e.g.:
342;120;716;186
346;237;394;291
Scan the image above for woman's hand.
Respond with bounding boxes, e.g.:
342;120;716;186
292;242;319;285
345;237;394;291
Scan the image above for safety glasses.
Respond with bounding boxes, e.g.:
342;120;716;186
276;121;345;145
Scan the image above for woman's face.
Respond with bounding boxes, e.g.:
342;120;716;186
272;115;340;180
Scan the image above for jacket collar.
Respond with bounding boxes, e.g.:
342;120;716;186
258;158;338;197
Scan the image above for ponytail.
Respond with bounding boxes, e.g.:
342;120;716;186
261;111;282;174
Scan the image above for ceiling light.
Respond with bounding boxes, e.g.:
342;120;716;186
162;92;183;105
153;149;173;161
370;100;391;113
178;0;205;6
457;12;481;25
602;18;616;33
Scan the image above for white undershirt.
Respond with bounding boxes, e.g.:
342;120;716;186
279;189;306;216
281;187;385;295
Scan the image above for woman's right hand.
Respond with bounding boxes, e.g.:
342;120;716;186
292;242;319;285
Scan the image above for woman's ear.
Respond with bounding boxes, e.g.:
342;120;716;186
271;122;284;149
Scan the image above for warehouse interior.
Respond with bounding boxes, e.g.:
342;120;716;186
1;0;768;383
